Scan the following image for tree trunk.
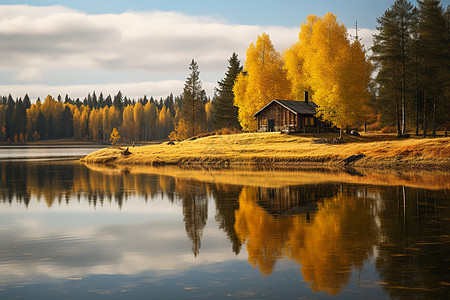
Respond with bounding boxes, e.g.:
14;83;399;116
423;84;427;138
415;72;419;136
401;58;406;135
396;94;401;136
394;67;401;136
432;96;436;138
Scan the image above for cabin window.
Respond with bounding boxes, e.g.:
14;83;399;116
304;117;314;126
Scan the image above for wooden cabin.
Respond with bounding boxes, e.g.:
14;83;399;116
253;99;328;133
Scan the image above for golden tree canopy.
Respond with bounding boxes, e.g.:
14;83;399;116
285;13;372;130
233;33;291;131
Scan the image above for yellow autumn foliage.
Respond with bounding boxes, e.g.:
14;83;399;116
233;33;291;131
234;186;378;295
287;13;372;129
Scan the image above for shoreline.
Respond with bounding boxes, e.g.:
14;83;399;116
80;133;450;171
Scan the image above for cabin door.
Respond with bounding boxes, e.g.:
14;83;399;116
268;119;275;132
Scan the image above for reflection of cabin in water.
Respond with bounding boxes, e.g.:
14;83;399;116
257;184;338;218
253;92;332;133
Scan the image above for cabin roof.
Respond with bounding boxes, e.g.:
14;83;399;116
253;99;318;117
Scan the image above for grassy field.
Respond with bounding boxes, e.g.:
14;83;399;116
81;132;450;170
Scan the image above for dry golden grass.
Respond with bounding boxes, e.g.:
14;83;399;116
81;132;450;170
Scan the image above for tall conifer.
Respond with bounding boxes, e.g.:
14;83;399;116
372;0;415;135
212;53;243;130
417;0;447;137
180;59;207;137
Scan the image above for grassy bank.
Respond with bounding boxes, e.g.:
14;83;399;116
81;132;450;170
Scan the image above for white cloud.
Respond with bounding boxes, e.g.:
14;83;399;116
0;5;297;71
14;68;43;82
0;5;376;100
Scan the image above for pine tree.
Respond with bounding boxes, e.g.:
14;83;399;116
23;94;31;109
178;59;207;138
372;0;415;135
113;91;123;110
61;106;73;138
36;111;46;140
417;0;447;137
13;99;27;137
212;53;243;130
105;95;113;107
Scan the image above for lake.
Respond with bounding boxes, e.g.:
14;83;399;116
0;147;449;299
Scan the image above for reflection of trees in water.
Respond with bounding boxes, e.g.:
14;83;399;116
2;162;449;296
375;187;450;299
235;185;380;296
234;184;450;297
0;162;213;256
180;181;208;256
211;184;242;254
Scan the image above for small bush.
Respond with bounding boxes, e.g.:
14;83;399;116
366;121;381;132
381;126;397;133
215;127;241;135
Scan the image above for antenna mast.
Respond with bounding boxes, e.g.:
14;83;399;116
355;20;361;42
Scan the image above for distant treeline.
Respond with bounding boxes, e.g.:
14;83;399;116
0;91;212;143
0;55;242;143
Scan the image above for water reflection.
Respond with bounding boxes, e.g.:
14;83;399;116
0;161;449;299
235;186;379;295
375;186;450;299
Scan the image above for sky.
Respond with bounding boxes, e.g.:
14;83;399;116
0;0;422;101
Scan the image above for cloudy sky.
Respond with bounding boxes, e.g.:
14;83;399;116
0;0;413;101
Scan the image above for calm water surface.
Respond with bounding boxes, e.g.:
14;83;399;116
0;145;105;159
0;148;449;299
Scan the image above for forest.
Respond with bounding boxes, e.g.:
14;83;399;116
0;0;448;144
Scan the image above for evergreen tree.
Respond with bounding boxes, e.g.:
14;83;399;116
92;91;98;108
98;92;105;108
372;0;415;135
105;95;112;107
23;94;31;110
179;59;207;138
13;99;27;137
141;95;148;106
212;53;243;130
61;106;74;138
417;0;447;137
36;111;46;140
113;91;123;110
410;8;422;135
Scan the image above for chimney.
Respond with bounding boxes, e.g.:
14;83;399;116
304;91;309;104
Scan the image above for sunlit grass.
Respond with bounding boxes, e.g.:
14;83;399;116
81;132;450;169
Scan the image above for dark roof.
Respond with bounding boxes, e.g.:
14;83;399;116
253;99;318;117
